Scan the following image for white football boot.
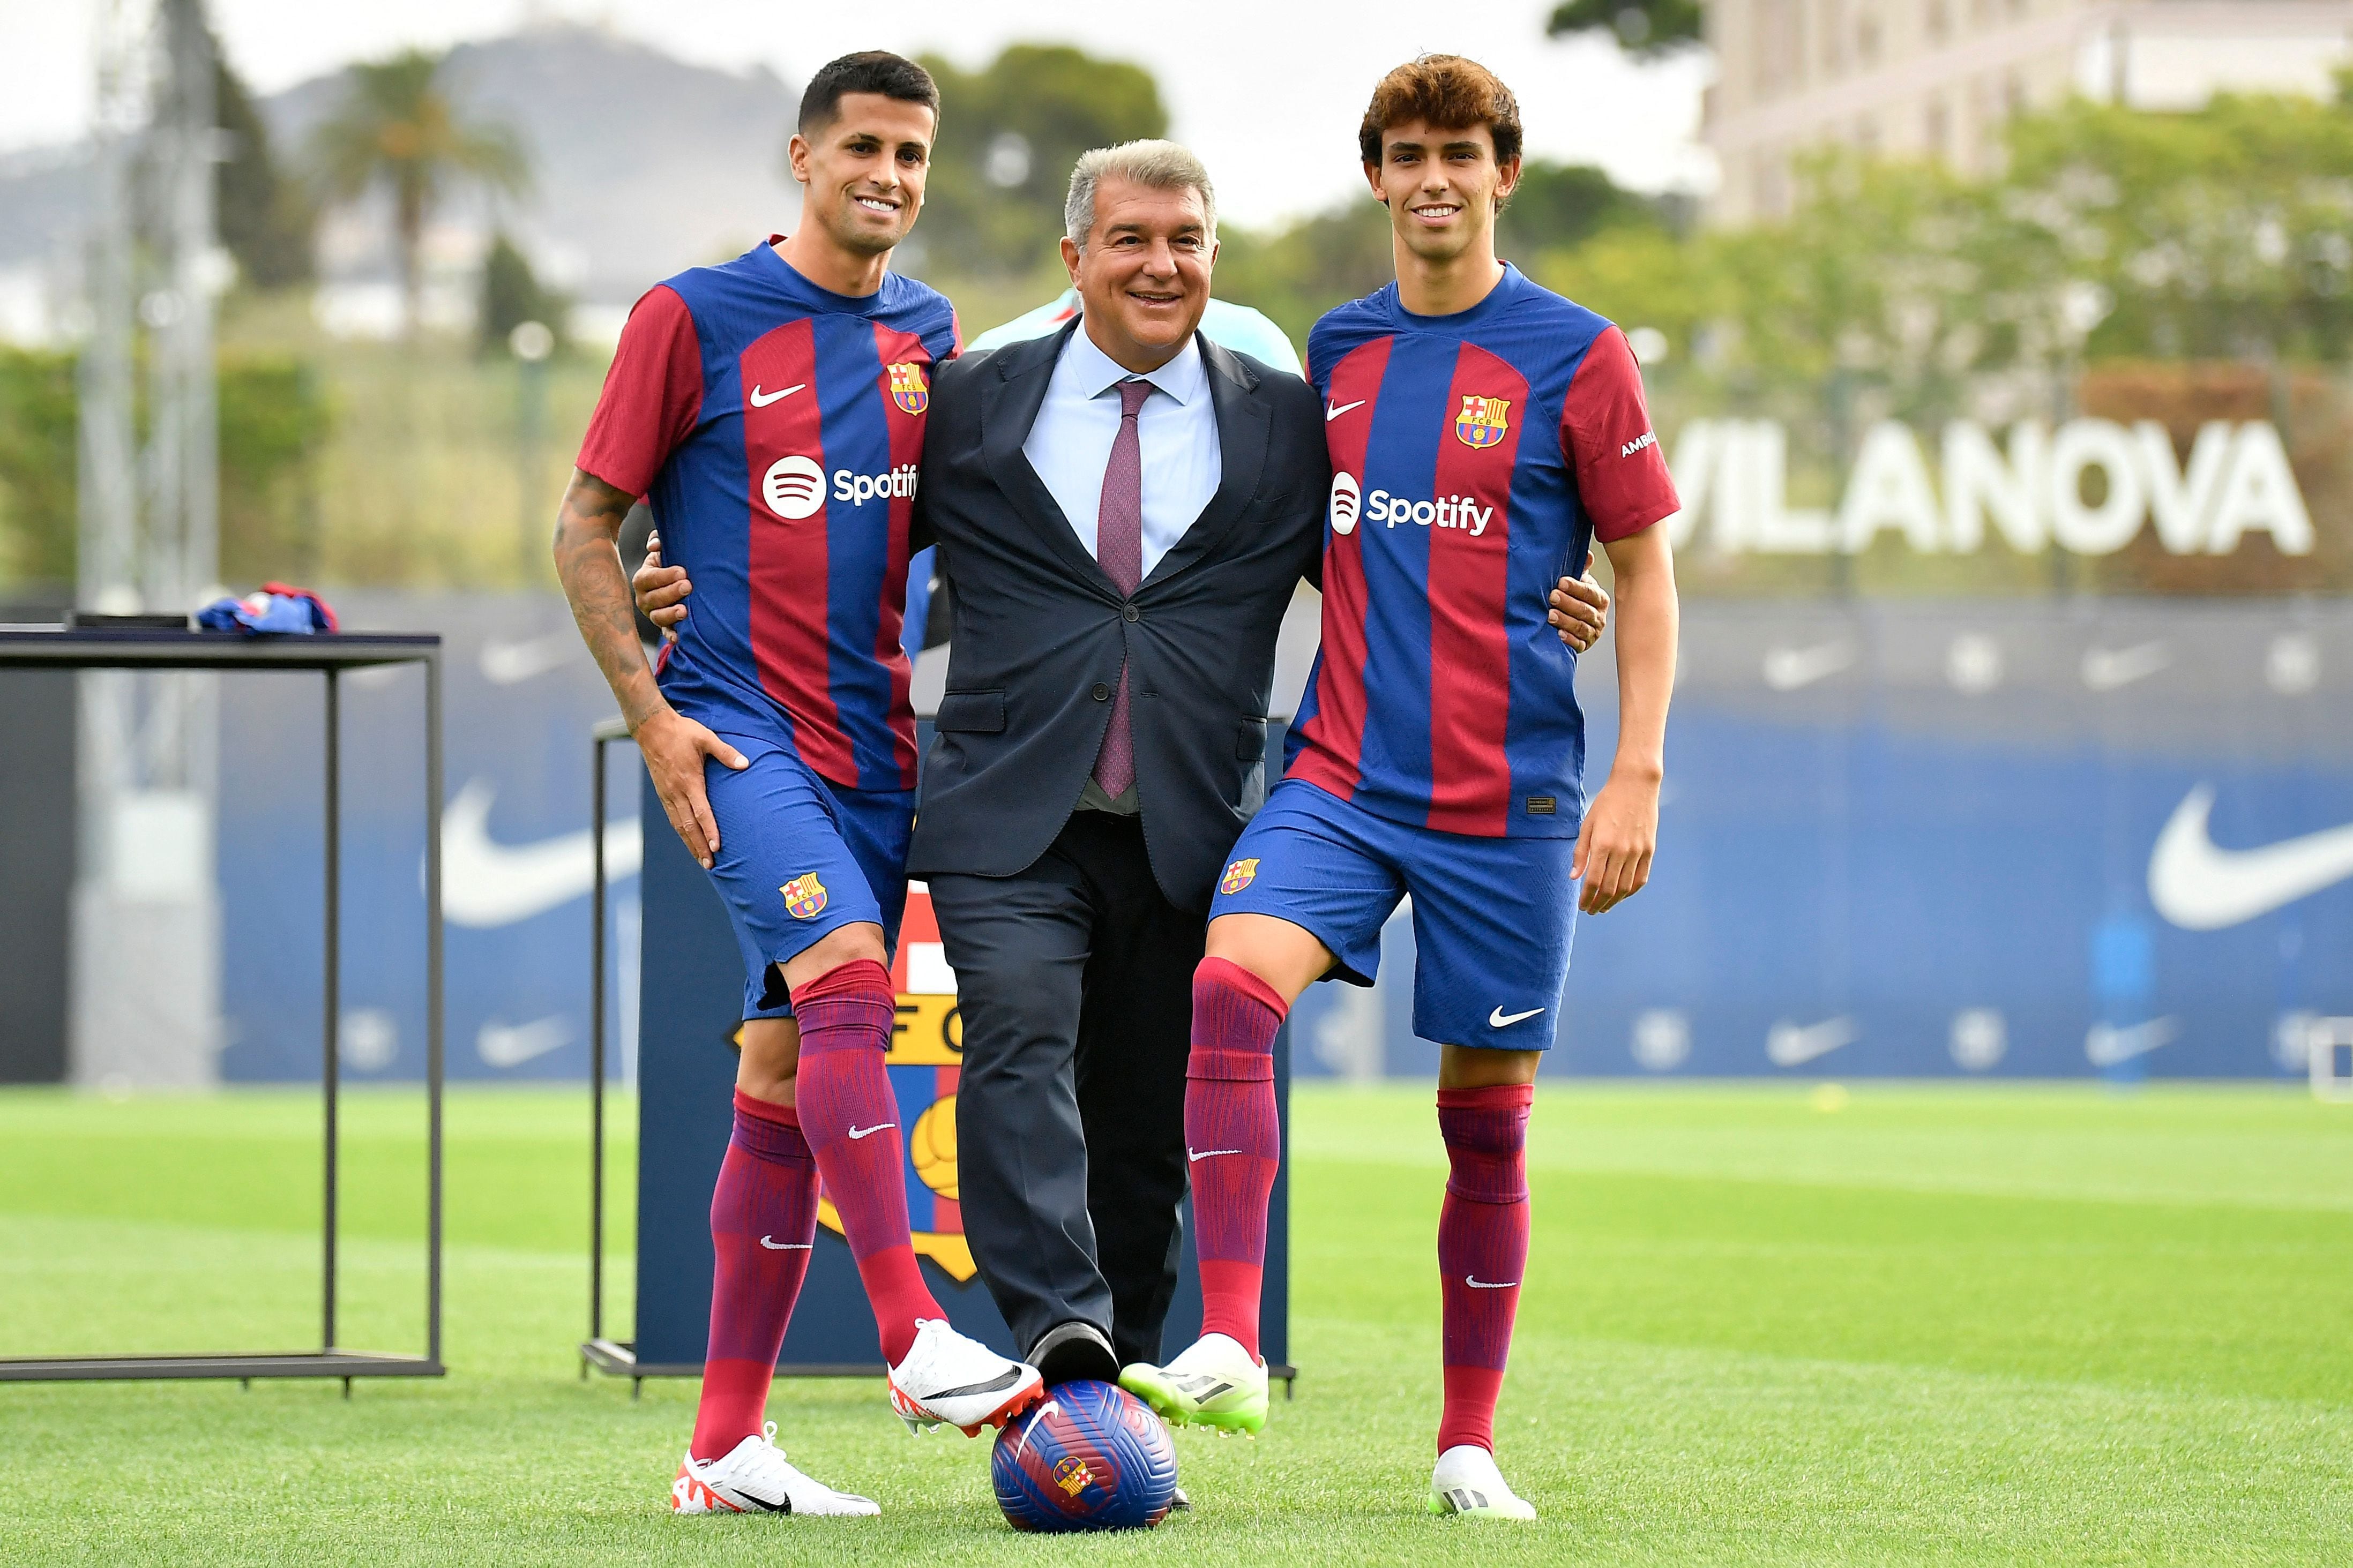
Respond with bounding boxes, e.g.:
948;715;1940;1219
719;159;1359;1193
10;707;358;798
669;1423;879;1517
1119;1332;1268;1435
1428;1443;1538;1520
887;1317;1044;1436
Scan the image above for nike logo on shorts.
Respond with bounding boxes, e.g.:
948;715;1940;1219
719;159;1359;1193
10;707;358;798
1489;1006;1544;1028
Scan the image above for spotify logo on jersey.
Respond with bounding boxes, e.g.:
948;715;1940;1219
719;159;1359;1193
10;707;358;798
1329;470;1361;536
763;454;825;520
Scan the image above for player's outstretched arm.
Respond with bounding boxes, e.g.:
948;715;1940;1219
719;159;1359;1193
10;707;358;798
1573;524;1677;914
552;468;746;869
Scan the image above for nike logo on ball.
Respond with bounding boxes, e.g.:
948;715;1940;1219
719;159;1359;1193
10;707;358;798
847;1123;896;1140
1325;400;1365;422
1489;1006;1543;1028
758;1236;811;1251
1188;1147;1240;1162
748;382;806;407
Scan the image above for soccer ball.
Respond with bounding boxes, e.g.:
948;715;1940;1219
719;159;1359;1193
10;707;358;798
990;1379;1177;1532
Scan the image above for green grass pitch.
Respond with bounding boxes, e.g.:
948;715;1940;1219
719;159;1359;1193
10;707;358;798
3;1082;2349;1564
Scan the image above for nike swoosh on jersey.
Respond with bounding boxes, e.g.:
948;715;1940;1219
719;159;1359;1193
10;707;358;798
1489;1007;1544;1028
847;1122;897;1140
759;1236;812;1250
2148;784;2353;930
1325;399;1365;422
748;382;806;407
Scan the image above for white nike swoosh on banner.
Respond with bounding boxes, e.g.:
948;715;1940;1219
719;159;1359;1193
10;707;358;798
1325;400;1365;422
847;1123;896;1140
748;382;805;407
479;632;578;686
1762;641;1854;692
1188;1147;1240;1162
2082;641;2171;692
1488;1007;1544;1028
477;1015;571;1068
1767;1016;1858;1067
2148;785;2353;930
1465;1277;1517;1289
759;1236;812;1251
440;778;642;929
2086;1017;2178;1067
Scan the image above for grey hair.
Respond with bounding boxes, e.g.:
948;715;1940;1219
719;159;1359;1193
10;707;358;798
1063;140;1217;251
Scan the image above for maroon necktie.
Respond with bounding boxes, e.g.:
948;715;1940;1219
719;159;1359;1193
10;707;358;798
1091;378;1152;798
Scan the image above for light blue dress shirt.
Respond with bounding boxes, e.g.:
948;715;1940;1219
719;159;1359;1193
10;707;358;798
1021;324;1223;582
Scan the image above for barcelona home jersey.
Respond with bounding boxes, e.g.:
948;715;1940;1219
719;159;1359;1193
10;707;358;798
1290;264;1679;837
577;241;958;793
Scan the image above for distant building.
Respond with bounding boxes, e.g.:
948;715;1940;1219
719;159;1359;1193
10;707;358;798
1703;0;2353;223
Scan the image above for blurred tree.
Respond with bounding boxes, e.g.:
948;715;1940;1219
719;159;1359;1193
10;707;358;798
1547;0;1706;57
312;49;529;338
478;233;569;357
1501;160;1671;254
912;44;1168;281
0;350;78;588
0;351;331;589
214;40;315;290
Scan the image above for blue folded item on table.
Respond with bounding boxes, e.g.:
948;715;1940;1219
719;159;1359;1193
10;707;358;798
197;582;339;635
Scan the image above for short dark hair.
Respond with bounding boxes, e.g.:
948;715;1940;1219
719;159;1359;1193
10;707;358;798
798;51;939;137
1357;55;1523;167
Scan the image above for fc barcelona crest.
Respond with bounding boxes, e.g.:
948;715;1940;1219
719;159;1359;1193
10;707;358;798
780;873;828;920
1455;394;1511;448
887;361;930;416
1220;857;1259;895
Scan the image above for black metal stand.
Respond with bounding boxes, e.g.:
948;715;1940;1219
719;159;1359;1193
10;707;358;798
0;629;445;1385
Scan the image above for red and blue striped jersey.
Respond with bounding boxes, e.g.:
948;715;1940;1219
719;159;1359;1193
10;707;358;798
577;241;957;793
1289;265;1678;837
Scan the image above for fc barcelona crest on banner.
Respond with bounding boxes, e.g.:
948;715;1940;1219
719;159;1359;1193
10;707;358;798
780;873;828;920
1455;394;1511;448
888;362;930;416
813;886;977;1281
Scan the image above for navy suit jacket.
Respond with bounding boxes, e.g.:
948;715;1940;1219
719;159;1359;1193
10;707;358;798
909;321;1328;910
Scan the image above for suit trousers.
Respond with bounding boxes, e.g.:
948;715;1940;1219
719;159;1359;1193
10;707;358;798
929;811;1202;1369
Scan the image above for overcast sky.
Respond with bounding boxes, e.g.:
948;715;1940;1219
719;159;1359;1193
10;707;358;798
0;0;1715;227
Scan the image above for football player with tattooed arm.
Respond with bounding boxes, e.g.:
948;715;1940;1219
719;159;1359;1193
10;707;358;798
552;51;1043;1521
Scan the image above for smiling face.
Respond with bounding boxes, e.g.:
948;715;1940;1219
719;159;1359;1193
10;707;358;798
787;91;935;259
1062;175;1216;373
1366;118;1520;271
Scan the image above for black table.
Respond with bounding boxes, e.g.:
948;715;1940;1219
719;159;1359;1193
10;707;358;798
0;629;445;1389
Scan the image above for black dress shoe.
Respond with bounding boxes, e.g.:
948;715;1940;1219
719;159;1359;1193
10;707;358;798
1029;1320;1119;1386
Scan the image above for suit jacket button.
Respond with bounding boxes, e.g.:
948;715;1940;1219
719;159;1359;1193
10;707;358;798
1122;604;1140;623
1092;682;1111;701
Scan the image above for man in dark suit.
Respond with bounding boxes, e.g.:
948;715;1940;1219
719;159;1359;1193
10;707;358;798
636;140;1610;1386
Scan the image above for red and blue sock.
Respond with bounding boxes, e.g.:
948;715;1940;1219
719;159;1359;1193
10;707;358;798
1184;956;1287;1361
692;1090;818;1462
1435;1082;1533;1454
790;957;939;1366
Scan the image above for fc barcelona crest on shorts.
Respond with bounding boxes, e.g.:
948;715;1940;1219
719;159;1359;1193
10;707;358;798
887;362;929;416
780;873;828;920
1455;394;1511;448
1220;857;1259;895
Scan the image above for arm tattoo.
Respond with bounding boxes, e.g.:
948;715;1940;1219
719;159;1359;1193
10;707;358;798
553;470;667;732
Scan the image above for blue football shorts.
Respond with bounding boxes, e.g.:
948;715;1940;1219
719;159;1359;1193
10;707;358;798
1208;776;1579;1049
700;725;912;1022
